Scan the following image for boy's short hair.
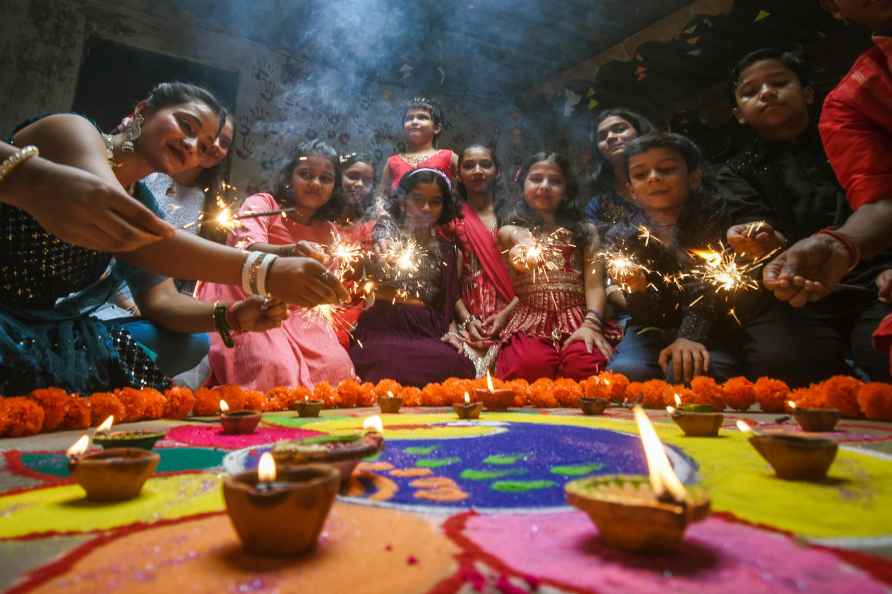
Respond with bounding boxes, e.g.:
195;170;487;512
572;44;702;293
622;132;704;175
729;48;812;102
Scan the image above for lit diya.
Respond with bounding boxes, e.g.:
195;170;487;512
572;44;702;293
666;394;723;437
566;406;710;553
292;395;324;418
580;380;609;416
476;371;514;412
453;392;483;419
223;452;339;556
378;390;403;414
270;416;385;485
788;401;840;432
219;399;262;434
738;420;838;481
66;434;159;501
91;415;165;450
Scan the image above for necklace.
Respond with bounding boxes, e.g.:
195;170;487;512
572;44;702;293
400;149;438;167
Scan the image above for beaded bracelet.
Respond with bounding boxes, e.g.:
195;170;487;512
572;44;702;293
0;145;39;185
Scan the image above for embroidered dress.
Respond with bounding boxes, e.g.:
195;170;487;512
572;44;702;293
194;193;355;391
386;149;455;190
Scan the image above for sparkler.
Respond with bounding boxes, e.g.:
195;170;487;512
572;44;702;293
687;243;779;322
508;229;567;282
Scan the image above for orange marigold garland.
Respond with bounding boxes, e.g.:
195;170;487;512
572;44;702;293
754;377;790;413
242;389;266;412
597;372;630;401
625;382;645;406
115;387;149;422
28;388;71;432
639;379;671;409
61;395;91;430
87;392;126;425
689;376;725;410
553;378;583;407
857;382;892;421
374;379;401;399
140;388;167;420
789;387;824;410
529;378;558;408
313;381;339;408
817;375;863;418
509;379;530;406
0;400;9;436
213;385;246;411
399;386;424;407
193;387;221;416
1;397;44;437
721;377;755;412
336;379;363;408
358;382;376;407
163;387;195;419
663;385;696;408
421;382;449;407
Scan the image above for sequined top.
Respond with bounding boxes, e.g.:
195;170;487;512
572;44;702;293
0;203;112;310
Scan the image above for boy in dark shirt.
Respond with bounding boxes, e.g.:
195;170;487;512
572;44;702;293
717;48;891;384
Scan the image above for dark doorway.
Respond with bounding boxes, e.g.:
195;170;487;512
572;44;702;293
72;36;239;132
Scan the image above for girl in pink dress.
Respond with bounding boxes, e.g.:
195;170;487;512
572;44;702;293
195;140;355;390
376;97;458;195
447;142;518;376
495;152;621;382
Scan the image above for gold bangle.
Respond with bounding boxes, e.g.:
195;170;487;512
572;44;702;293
0;145;39;185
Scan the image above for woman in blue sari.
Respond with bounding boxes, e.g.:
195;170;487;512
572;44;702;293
0;82;347;395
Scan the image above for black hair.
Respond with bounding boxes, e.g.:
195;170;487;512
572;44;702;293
622;132;704;177
197;112;237;242
505;151;588;243
454;141;508;223
142;81;227;136
729;48;812;102
402;97;446;147
386;169;457;227
338;151;378;219
590;108;656;192
271;139;345;222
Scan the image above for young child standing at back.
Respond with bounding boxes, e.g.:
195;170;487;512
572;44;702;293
376;97;459;196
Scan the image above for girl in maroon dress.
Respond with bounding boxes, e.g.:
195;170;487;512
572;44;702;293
496;152;621;382
376;97;458;195
350;169;475;386
447;142;518;376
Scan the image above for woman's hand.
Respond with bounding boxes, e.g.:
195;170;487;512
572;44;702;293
441;326;464;352
658;338;710;383
482;309;510;336
228;297;288;332
508;243;535;272
563;325;614;358
22;162;176;252
266;257;349;307
465;317;488;342
726;222;785;259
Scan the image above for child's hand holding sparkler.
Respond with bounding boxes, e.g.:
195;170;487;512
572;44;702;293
228;297;289;332
726;221;786;259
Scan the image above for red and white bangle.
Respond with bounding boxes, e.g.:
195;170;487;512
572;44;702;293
816;227;861;272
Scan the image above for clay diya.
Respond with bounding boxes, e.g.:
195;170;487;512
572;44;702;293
453;392;483;420
271;429;384;485
737;420;838;481
378;391;403;414
292;397;324;418
789;401;840;432
66;435;159;502
224;453;339;556
219;399;261;434
665;394;722;437
566;407;710;554
476;371;514;412
90;414;165;450
579;397;609;416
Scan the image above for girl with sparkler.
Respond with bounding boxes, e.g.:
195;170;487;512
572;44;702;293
494;152;621;382
195;140;355;391
0;82;345;395
350;168;475;386
447;142;519;377
338;152;378;230
605;133;768;384
375;97;458;196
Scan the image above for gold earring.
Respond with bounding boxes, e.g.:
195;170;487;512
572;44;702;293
123;113;144;152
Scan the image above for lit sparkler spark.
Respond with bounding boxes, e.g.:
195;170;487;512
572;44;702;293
598;246;650;286
215;206;239;232
743;220;769;238
636;225;664;247
689;245;760;295
508;229;566;282
327;231;365;281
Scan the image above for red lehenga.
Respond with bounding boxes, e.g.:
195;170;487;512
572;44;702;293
447;203;516;376
495;229;621;382
386;150;455;190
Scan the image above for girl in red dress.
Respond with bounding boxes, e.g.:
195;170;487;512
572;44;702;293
376;97;458;195
496;152;620;382
447;142;518;376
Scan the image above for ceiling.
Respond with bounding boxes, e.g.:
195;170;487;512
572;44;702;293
175;0;694;97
